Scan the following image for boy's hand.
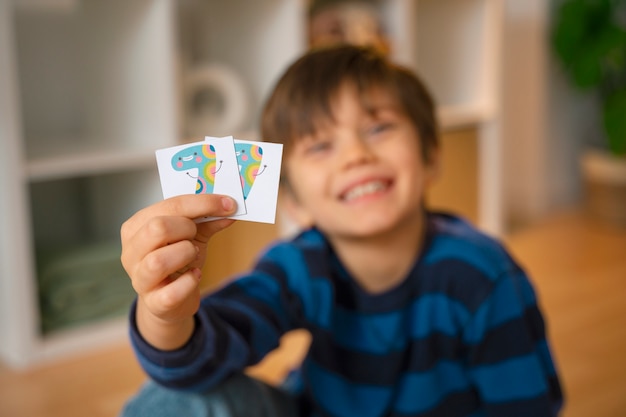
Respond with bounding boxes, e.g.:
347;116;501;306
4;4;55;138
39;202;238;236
120;194;237;350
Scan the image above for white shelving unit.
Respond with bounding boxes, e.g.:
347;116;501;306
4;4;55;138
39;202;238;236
0;0;502;368
0;0;180;369
385;0;503;233
175;0;305;140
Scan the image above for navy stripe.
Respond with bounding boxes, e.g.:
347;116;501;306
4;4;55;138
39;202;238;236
468;314;540;366
485;395;554;417
301;245;333;278
420;261;495;313
547;375;564;410
527;305;547;339
331;254;416;313
308;327;463;385
333;259;495;316
391;390;480;417
308;329;402;384
536;339;559;378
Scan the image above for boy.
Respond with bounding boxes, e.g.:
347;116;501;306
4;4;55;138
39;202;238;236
120;45;563;416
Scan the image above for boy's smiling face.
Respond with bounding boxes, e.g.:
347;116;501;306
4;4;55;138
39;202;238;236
283;84;440;242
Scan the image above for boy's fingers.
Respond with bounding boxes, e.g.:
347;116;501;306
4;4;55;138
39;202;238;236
143;269;202;319
121;194;237;240
127;219;236;294
121;215;197;275
122;214;236;275
161;194;237;219
130;239;199;295
195;218;237;243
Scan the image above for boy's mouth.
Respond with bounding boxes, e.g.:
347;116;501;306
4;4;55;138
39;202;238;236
341;180;391;202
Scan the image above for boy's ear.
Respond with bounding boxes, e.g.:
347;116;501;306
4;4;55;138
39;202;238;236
279;184;315;229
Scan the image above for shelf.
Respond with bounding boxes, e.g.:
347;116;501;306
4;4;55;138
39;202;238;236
25;140;158;182
385;0;499;118
15;0;177;173
36;239;134;336
176;0;305;138
36;317;129;366
30;169;164;247
438;102;496;131
416;0;492;106
15;0;78;14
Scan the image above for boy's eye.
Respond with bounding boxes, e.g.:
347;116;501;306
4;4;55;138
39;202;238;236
304;140;333;155
367;122;394;136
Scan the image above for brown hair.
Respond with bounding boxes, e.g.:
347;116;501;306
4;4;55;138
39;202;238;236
261;44;439;163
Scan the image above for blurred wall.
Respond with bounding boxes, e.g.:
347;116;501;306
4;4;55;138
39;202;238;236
501;0;596;229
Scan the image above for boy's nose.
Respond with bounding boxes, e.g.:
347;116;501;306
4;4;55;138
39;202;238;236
340;135;376;169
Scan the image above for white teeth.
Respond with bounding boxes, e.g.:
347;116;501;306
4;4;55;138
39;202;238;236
343;181;387;201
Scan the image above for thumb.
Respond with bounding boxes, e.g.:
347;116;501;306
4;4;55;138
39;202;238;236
196;217;236;241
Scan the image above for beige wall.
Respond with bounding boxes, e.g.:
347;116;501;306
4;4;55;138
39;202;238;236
429;127;479;224
501;0;593;228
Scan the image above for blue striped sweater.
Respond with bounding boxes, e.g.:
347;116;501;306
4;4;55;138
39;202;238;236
130;212;563;416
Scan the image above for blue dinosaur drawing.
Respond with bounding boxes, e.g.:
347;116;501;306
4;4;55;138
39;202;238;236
171;144;221;194
235;142;266;199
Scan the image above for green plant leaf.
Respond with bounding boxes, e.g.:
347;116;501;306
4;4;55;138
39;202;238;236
570;48;604;88
551;0;618;89
603;89;626;155
552;0;591;64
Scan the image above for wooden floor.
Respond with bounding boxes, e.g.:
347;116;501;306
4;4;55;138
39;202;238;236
502;209;626;417
1;208;625;417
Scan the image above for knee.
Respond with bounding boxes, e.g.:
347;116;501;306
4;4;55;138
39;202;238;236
120;380;229;417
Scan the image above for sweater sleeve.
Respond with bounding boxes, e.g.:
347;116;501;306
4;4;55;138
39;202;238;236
128;298;251;392
128;242;307;393
463;267;564;416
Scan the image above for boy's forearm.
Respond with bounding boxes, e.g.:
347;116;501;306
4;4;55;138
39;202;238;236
135;298;195;351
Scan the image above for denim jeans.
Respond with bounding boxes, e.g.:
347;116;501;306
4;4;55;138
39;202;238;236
119;372;300;417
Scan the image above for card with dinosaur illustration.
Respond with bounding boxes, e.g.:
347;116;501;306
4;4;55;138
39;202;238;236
155;136;247;221
209;137;283;224
155;136;284;224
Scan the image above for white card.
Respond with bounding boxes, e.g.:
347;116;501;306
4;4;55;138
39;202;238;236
207;137;283;224
155;136;247;221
